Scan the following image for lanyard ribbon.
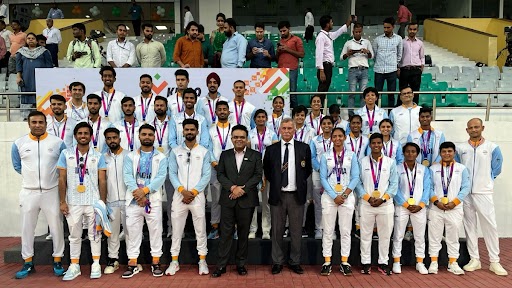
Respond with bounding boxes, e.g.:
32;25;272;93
216;124;230;150
124;120;136;151
310;113;322;135
141;94;153;122
176;94;183;113
101;90;115;117
350;136;363;157
256;128;266;153
89;117;102;148
333;149;345;183
369;157;383;190
404;162;417;198
421;130;432;159
71;103;86;120
322;138;331;152
272;114;282;136
207;98;217;123
75;147;89;185
154;119;168;147
294;126;305;142
441;163;454;197
53;117;67;140
366;106;375;132
235;100;245;125
383;140;393;158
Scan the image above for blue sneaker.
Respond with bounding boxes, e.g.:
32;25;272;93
53;262;65;276
207;228;219;240
62;264;81;281
15;262;35;279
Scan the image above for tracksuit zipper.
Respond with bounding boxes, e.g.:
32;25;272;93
38;139;42;192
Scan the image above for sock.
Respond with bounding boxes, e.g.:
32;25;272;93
355;225;360;230
199;255;206;260
394;257;400;263
416;257;423;263
152;256;160;264
324;257;331;264
128;259;137;266
25;257;33;263
449;258;456;264
341;256;348;263
172;256;178;262
53;257;61;263
407;226;413;231
431;257;438;262
212;223;218;229
93;256;100;264
71;258;79;264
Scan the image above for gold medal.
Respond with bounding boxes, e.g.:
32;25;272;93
157;146;164;153
407;198;416;205
104;116;109;122
422;159;430;166
335;183;343;192
371;190;380;198
94;147;99;152
77;185;86;193
441;197;449;204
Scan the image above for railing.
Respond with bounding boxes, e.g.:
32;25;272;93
1;92;37;122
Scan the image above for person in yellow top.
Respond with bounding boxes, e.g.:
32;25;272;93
66;23;101;68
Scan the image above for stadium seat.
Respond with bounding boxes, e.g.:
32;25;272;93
496;87;512;107
421;73;433;84
423;67;439;80
471;86;499;106
452;80;474;91
435;73;455;85
445;88;477;107
442;66;460;75
458;73;478;82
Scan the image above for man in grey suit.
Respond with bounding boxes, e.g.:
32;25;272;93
211;124;263;277
263;118;312;274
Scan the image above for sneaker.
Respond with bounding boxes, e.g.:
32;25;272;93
448;262;465;275
354;229;361;239
404;230;413;241
248;232;256;239
63;264;81;281
314;229;323;240
428;261;438;274
165;261;180;276
372;232;379;241
489;262;508;276
167;231;172;238
340;263;353;276
90;262;101;279
361;264;371;274
416;263;428;275
283;227;289;238
378;264;392;275
233;230;238;240
207;228;219;240
15;262;35;279
262;232;270;240
104;259;119;274
198;260;209;275
320;263;332;276
122;265;140;279
53;262;65;276
119;231;125;241
46;233;53;241
463;258;481;272
301;228;308;238
152;264;164;277
392;262;401;274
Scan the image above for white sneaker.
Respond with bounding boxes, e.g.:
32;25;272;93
248;232;256;239
404;230;413;241
103;260;119;274
490;262;508;276
314;229;323;240
428;261;438;274
63;264;81;281
416;263;428;275
262;232;270;240
119;231;125;241
392;262;402;274
463;258;481;272
198;260;209;275
90;262;102;279
45;234;53;241
165;261;179;276
448;262;465;275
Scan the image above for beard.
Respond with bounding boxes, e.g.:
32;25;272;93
108;142;120;150
141;139;154;147
145;34;153;40
155;109;167;116
225;30;232;38
185;133;196;142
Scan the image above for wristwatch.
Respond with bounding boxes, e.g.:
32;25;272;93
382;198;387;203
341;193;348;199
433;200;439;206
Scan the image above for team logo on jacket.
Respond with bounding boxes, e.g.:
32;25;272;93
301;160;306;167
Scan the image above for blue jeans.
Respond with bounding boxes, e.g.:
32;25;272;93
348;67;369;110
289;69;298;109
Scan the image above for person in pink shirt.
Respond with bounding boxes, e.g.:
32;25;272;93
397;0;412;39
8;20;26;75
398;22;424;105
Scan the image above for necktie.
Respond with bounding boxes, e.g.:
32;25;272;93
281;143;289;188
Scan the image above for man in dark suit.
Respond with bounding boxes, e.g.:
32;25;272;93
263;118;312;274
211;125;263;277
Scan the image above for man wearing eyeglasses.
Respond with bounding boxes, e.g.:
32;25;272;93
166;118;212;276
107;24;136;68
389;86;421;145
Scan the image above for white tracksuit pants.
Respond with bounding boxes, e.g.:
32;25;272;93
312;171;323;231
66;205;101;259
360;201;394;264
392;206;427;259
126;204;163;259
321;193;354;258
170;192;208;257
463;193;500;262
209;170;221;225
250;180;271;235
20;188;64;260
106;205;127;259
428;207;463;259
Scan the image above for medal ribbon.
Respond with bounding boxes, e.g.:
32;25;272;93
53;116;67;140
350;136;364;157
154;119;168;147
383;140;393;158
310;113;322;135
257;128;266;153
101;90;116;117
141;94;153;122
369;157;383;190
235;100;245;125
366;106;375;132
272;114;282;136
207;99;217;123
216;124;230;150
333;149;345;184
421;130;432;160
176;94;183;113
294;126;305;142
124;120;136;151
75;147;89;185
322;138;331;152
441;163;454;197
89;117;102;148
404;162;417;198
71;103;86;120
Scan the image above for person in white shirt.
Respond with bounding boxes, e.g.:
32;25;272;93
228;80;256;130
407;107;445;166
427;141;470;275
102;127;128;275
107;24;136;68
166;119;211;276
66;82;88;122
315;15;353;101
11;111;66;279
304;8;314;43
134;74;156;123
58;122;108;281
329;104;350;133
319;127;360;276
309;116;334;239
457;118;508;276
86;94;112;153
341;23;374;114
93;66;126;123
355;87;389;137
168;69;190;116
47;94;77;148
0;1;7;20
183;6;194;30
122;124;168;278
391;142;431;275
197;72;228;127
0;20;11;69
356;133;398;276
112;97;142;152
42;19;61;67
389;86;421;145
267;96;291;138
305;95;324;136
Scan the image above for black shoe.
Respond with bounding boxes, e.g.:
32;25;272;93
236;266;247;276
340;263;353;276
361;264;371;275
354;229;360;239
320;263;332;276
152;263;163;277
122;265;140;279
301;227;308;238
289;264;304;274
271;264;283;274
211;267;226;278
378;264;392;276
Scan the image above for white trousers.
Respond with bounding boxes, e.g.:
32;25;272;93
428;207;463;259
170;192;208;257
463;193;500;262
321;193;354;258
20;188;64;260
209;170;222;225
312;171;323;230
106;205;127;259
66;205;101;259
360;202;394;264
250;180;271;234
392;206;427;259
125;204;163;259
